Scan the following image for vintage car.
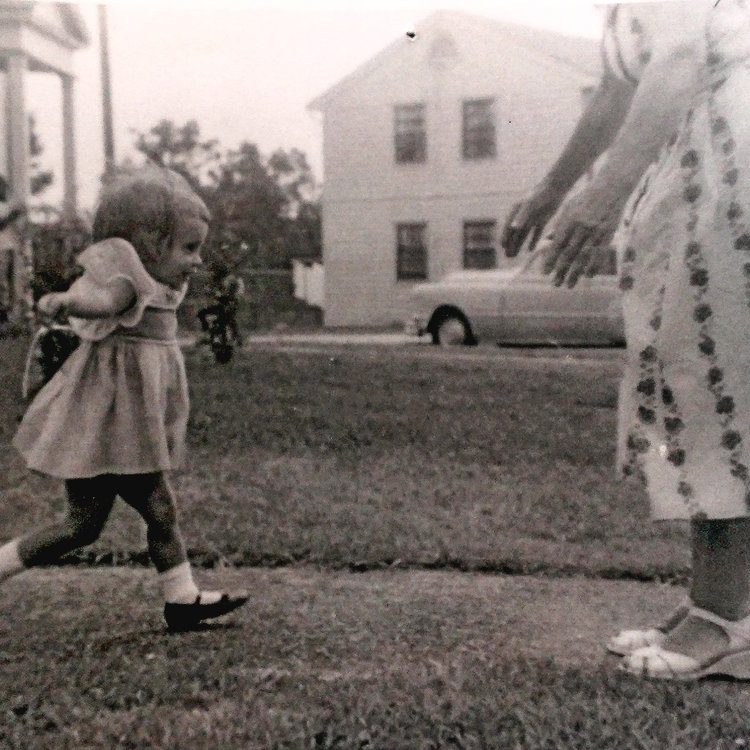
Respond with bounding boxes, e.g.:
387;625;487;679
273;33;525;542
404;256;624;347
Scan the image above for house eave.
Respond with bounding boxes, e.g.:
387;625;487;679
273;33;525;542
307;9;601;113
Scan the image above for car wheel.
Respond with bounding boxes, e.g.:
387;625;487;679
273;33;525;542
434;315;470;347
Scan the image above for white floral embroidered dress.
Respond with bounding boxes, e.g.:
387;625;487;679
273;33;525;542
613;0;750;519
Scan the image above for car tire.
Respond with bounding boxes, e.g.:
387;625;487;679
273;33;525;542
434;315;470;347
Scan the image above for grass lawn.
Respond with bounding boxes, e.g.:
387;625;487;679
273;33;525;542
0;338;688;581
3;566;749;749
2;336;746;748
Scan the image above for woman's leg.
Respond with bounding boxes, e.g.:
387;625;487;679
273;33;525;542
659;517;750;662
16;475;117;567
691;517;750;619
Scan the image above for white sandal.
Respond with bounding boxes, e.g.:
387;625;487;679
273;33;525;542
606;600;691;656
621;606;750;680
606;627;666;656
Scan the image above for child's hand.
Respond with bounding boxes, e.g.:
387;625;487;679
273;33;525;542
36;292;68;322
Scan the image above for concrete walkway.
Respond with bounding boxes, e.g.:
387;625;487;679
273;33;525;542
235;332;625;368
245;331;416;346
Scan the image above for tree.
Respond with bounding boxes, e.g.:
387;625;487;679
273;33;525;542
209;141;288;263
289;199;322;261
267;147;316;217
130;120;321;271
130;119;221;191
28;114;54;197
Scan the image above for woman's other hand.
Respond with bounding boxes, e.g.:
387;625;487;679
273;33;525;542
501;182;567;258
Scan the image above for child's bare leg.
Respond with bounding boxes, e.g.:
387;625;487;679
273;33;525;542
0;476;115;583
118;473;200;606
19;476;116;566
116;472;189;572
117;472;247;629
118;472;226;600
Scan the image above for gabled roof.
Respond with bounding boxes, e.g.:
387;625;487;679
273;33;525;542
309;9;601;112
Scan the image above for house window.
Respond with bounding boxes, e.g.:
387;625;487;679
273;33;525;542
462;98;496;159
463;221;497;269
396;223;427;280
394;104;426;163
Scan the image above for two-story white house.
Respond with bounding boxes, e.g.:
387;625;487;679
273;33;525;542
308;10;601;328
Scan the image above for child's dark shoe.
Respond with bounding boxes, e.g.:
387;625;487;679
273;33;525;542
164;591;249;632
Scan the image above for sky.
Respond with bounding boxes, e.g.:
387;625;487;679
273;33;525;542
23;0;607;210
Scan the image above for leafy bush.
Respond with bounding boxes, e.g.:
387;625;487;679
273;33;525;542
28;210;90;300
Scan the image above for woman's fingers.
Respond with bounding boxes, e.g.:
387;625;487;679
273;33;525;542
501;202;523;250
502;201;534;257
584;243;609;278
553;231;589;285
529;222;546;251
564;237;596;287
551;224;594;286
503;195;559;256
566;225;613;286
539;218;618;287
543;223;585;275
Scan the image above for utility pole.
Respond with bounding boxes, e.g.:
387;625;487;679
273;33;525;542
98;4;115;173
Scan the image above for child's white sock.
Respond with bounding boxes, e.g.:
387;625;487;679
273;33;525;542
159;561;200;604
158;561;223;605
0;539;25;582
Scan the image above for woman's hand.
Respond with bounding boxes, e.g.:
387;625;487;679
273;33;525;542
501;69;637;260
540;221;617;287
501;182;567;258
538;186;627;287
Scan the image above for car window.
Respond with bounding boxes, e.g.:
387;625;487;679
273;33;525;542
517;248;618;277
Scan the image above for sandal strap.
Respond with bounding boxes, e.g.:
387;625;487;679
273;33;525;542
689;606;750;649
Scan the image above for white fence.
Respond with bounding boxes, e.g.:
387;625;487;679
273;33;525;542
292;259;324;308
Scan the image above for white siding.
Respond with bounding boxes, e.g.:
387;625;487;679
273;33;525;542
316;15;599;327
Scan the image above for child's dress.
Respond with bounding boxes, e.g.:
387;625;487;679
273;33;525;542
14;239;190;479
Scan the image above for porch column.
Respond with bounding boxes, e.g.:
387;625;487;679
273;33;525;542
6;51;32;324
61;72;77;220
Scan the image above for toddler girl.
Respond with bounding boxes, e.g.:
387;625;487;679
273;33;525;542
0;166;247;631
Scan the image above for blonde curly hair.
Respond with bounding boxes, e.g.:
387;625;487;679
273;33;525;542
92;165;211;264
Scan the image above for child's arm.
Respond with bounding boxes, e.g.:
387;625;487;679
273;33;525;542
37;276;135;321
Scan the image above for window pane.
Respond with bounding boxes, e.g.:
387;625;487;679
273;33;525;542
463;221;497;269
394;104;426;163
397;223;427;280
463;99;496;159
